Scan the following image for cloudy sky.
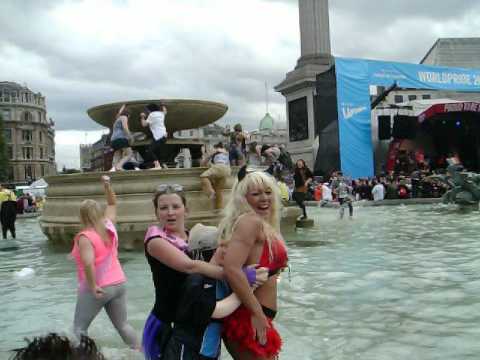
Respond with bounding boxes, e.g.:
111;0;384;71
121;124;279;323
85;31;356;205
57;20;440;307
1;0;479;169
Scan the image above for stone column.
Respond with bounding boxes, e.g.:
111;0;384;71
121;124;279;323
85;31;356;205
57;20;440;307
275;0;332;169
299;0;331;58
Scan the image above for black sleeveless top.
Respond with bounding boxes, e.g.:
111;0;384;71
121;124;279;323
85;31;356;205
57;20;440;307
144;227;188;322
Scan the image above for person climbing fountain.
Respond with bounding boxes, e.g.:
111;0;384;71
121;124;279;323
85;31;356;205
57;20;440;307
140;103;168;169
200;142;231;209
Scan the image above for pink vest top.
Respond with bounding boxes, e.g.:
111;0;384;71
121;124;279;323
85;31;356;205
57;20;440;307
71;219;126;291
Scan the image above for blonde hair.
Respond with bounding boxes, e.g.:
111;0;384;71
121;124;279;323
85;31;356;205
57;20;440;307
79;199;109;244
218;171;281;248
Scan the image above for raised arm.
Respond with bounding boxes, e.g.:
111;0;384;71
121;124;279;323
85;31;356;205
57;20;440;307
115;104;126;119
102;175;116;222
140;112;149;128
223;215;269;344
147;237;224;279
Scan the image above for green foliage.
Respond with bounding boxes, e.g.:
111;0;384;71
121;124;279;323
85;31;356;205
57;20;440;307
0;113;9;182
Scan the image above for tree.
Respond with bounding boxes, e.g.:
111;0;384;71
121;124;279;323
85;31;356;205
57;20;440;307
0;113;9;182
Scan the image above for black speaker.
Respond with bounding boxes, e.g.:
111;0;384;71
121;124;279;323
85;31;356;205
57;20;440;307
392;115;416;139
378;115;391;140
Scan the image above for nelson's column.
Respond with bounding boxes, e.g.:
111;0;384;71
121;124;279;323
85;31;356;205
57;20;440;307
275;0;332;168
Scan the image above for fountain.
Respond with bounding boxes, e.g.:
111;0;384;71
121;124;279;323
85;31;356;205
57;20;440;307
40;99;300;249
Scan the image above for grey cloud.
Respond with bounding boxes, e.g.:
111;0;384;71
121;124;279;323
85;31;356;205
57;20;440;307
1;0;479;135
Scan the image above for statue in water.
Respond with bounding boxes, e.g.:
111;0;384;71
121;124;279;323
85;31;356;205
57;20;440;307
432;162;480;207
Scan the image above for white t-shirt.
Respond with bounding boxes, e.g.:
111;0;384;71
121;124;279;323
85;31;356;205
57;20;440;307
146;111;167;140
322;184;332;201
371;184;385;201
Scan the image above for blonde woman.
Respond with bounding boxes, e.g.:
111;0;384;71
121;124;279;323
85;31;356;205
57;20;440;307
219;167;288;360
71;175;139;349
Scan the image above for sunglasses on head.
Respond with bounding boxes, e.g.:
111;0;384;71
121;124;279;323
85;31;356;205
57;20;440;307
156;184;184;193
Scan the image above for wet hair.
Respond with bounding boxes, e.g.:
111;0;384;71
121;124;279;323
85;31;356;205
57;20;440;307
79;199;105;229
146;103;160;112
78;199;109;244
218;171;281;250
152;187;187;211
10;333;105;360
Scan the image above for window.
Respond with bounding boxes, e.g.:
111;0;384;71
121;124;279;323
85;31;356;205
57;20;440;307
2;109;11;120
189;130;194;137
408;95;417;101
41;165;46;177
24;164;34;180
38;111;42;122
22;130;33;142
7;167;14;182
40;147;44;159
23;111;33;122
288;97;309;142
394;95;404;103
4;128;12;142
22;147;33;159
422;94;431;100
7;146;13;160
39;131;43;143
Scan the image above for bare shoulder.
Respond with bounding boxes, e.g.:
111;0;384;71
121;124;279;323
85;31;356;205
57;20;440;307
235;212;262;229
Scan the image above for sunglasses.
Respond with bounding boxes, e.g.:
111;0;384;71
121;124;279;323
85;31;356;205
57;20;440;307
156;184;184;193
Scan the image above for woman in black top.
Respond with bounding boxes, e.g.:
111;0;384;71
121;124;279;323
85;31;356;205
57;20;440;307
293;159;313;219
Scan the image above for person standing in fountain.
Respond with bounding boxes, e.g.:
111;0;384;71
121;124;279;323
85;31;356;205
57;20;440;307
200;142;231;209
293;159;313;220
334;173;353;219
142;184;267;360
71;175;139;350
219;168;288;360
140;103;168;169
110;105;133;172
0;184;17;239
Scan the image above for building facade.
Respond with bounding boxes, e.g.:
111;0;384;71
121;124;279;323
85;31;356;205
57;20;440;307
0;81;56;184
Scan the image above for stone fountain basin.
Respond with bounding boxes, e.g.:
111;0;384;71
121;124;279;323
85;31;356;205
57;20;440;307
87;99;228;133
39;168;300;250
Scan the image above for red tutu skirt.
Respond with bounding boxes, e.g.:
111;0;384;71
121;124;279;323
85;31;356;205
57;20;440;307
222;305;282;358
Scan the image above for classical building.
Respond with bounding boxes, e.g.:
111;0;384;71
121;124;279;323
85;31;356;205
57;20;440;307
0;81;56;184
79;144;93;172
89;134;112;172
249;113;287;146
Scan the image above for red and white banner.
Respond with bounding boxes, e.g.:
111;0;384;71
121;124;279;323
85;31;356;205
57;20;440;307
418;102;480;123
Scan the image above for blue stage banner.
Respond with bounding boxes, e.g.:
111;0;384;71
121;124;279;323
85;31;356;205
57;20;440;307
335;57;480;178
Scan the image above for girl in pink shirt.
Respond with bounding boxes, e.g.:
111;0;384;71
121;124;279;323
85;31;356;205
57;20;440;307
71;175;139;349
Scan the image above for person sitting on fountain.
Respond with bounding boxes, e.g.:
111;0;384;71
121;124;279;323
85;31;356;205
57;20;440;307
140;103;168;170
110;104;133;172
227;123;247;166
142;184;267;360
200;142;231;209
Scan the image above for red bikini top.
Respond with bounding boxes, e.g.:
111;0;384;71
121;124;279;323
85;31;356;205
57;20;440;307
258;235;288;276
